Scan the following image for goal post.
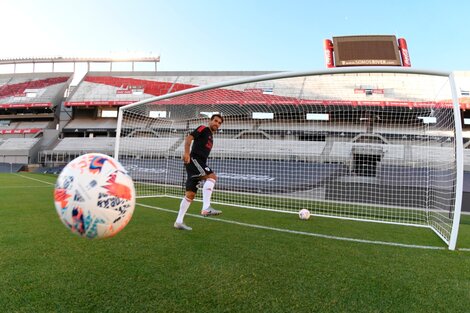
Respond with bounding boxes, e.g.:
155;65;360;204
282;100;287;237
115;67;463;250
448;72;464;250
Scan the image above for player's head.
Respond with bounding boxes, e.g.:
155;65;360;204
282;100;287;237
209;114;223;132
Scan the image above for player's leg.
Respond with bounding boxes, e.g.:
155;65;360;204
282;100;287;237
185;157;221;217
174;165;199;230
175;189;196;230
201;172;222;216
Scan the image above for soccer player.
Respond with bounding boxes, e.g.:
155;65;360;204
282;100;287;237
174;114;224;230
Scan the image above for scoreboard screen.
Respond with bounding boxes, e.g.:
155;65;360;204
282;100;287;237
332;35;402;66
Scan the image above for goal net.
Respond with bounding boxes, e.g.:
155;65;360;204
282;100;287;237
115;68;463;250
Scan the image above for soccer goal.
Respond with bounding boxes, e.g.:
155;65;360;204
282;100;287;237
115;68;463;250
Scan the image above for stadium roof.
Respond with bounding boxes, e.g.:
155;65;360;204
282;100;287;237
0;55;160;65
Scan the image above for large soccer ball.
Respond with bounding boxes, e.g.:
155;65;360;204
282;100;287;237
298;209;311;220
54;153;136;239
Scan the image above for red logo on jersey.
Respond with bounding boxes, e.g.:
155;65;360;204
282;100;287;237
205;136;213;150
196;125;206;133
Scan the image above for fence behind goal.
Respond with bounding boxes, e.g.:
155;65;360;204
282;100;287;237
115;68;463;250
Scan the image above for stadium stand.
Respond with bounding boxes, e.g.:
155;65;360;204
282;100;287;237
213;139;326;160
0;73;71;141
64;71;272;107
64;118;117;130
61;118;117;137
173;138;326;160
0;73;71;108
41;136;180;164
330;142;405;161
0;162;24;173
51;137;115;154
0;72;73;167
0;138;41;163
0;120;52;137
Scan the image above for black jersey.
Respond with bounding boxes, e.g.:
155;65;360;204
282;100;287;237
190;125;213;160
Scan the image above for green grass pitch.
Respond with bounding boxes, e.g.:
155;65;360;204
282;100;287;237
1;173;469;312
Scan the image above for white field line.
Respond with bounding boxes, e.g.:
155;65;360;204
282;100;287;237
15;173;55;186
137;202;455;251
0;185;51;189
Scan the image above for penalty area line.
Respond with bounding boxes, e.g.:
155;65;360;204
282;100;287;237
136;202;448;251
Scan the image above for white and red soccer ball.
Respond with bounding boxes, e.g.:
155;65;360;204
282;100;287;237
54;153;135;239
298;208;311;220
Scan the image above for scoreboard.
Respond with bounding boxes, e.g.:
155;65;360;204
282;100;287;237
324;35;411;68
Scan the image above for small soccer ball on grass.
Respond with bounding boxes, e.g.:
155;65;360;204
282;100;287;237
54;153;136;239
298;209;311;220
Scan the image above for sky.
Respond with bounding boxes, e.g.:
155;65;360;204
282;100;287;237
0;0;469;72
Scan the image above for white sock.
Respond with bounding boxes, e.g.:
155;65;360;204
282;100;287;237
176;197;191;224
202;178;216;210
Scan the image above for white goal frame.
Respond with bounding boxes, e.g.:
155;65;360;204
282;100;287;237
115;67;463;250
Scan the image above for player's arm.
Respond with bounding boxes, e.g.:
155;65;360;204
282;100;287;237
182;134;194;164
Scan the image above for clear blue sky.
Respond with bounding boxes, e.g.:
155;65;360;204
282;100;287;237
1;0;468;71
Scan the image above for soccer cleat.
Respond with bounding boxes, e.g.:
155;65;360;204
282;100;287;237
201;207;222;217
174;222;192;230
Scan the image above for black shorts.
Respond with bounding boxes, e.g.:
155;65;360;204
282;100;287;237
185;156;214;192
